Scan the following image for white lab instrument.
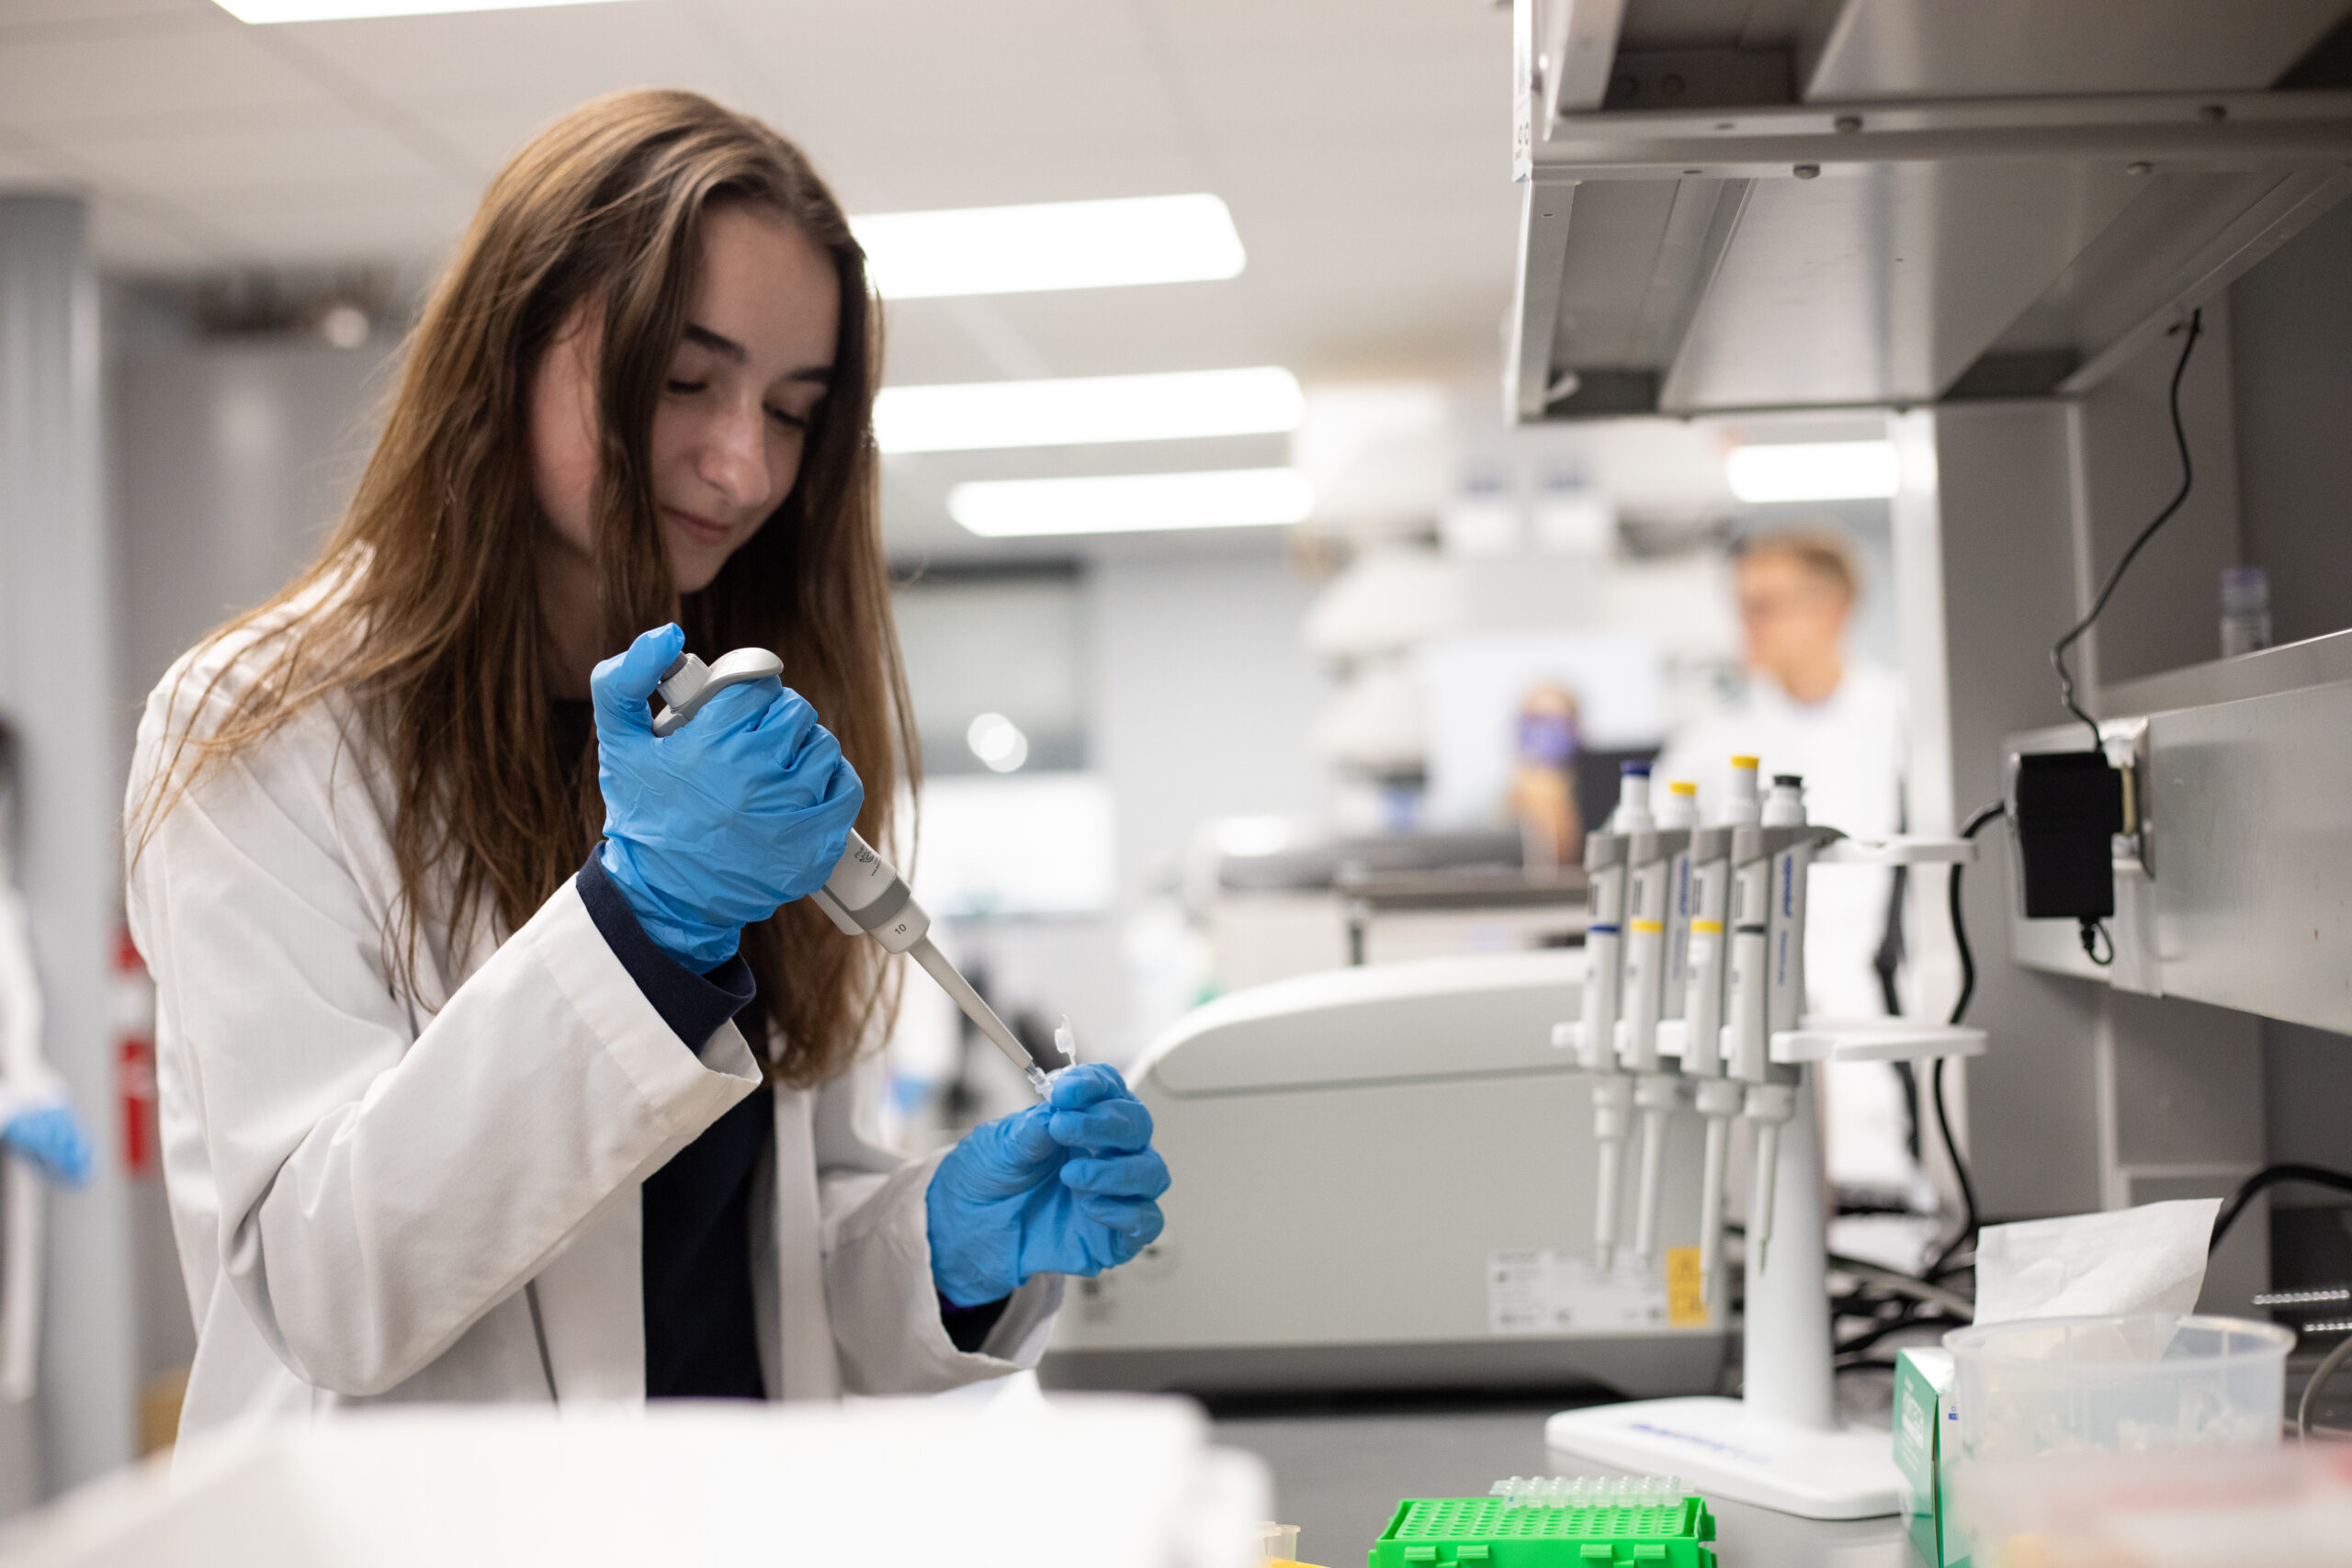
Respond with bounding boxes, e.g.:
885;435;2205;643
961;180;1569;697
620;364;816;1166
1546;760;1985;1520
1043;953;1726;1397
655;649;1064;1096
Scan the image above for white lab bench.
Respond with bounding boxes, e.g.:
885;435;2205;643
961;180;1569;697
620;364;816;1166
1213;1388;1910;1568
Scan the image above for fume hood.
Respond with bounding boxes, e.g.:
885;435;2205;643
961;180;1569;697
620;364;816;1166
1509;0;2352;420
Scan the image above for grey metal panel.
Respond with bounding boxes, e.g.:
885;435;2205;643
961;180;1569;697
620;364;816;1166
1804;0;2352;103
2098;627;2352;717
1509;80;2352;419
1513;180;1577;420
2006;679;2352;1032
1661;159;2143;410
2143;681;2352;1029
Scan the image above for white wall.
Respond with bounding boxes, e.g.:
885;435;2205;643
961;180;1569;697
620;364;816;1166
114;308;391;713
1088;543;1331;909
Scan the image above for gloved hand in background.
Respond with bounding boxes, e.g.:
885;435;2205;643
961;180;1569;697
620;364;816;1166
1;1103;92;1187
926;1063;1170;1307
593;623;865;970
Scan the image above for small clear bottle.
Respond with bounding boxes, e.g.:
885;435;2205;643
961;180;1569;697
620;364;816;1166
2221;565;2272;658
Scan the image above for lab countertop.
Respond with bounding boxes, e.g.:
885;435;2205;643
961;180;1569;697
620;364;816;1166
1211;1392;1911;1568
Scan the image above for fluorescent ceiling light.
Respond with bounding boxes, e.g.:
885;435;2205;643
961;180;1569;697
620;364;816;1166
876;367;1301;455
1724;440;1899;503
949;468;1313;538
853;194;1244;299
217;0;628;18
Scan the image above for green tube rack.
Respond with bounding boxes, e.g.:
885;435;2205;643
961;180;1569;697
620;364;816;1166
1368;1478;1717;1568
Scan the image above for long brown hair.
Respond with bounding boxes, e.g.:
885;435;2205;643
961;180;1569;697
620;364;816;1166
138;90;913;1087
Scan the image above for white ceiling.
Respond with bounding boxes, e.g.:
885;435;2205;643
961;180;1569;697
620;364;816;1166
0;0;1525;556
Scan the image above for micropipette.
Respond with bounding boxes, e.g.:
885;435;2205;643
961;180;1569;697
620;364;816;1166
654;648;1067;1098
1576;763;1649;1272
1739;773;1815;1273
1621;779;1690;1266
1679;759;1757;1299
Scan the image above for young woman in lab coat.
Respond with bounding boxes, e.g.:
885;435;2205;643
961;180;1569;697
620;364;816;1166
127;90;1167;1438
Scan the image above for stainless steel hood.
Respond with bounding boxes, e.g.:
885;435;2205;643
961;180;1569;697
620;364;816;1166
1509;0;2352;419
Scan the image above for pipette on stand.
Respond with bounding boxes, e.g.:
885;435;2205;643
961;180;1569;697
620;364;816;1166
1739;774;1816;1274
1559;763;1647;1272
1679;760;1757;1300
1622;779;1691;1266
654;649;1066;1098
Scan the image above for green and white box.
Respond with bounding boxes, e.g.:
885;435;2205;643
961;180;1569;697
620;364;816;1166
1893;1347;1964;1567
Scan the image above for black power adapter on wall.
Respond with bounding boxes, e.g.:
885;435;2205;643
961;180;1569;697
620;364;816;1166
2008;750;2125;919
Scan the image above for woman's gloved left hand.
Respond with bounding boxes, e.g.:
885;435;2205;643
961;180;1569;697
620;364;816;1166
925;1064;1170;1309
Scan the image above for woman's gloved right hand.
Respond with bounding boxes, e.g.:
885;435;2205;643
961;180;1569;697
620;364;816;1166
592;623;864;971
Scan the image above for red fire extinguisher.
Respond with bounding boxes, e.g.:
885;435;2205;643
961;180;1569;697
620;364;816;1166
113;923;157;1180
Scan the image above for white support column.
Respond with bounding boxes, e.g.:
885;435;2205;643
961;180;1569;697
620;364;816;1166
0;194;135;1496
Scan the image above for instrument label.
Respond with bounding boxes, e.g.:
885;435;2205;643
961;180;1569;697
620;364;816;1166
1487;1248;1670;1335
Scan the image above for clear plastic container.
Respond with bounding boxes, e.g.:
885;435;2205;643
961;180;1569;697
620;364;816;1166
1944;1313;2292;1462
2222;565;2273;657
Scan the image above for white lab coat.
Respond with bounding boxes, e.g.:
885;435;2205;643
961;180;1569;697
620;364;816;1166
125;623;1057;1443
1655;660;1906;1019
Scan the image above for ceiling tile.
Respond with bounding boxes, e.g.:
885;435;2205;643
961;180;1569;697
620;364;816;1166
193;185;474;265
0;17;339;130
0;0;213;28
72;103;462;198
272;3;739;117
87;191;220;270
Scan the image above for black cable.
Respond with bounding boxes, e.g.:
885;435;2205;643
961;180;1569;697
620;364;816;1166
1926;802;2005;1280
1947;803;2005;1029
2050;308;2204;752
2210;1163;2352;1253
2078;918;2114;966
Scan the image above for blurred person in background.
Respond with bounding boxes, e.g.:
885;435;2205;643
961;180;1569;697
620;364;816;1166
1509;681;1584;869
125;90;1164;1440
1654;528;1920;1208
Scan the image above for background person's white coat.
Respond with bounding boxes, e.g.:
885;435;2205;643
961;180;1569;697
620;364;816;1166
124;623;1057;1442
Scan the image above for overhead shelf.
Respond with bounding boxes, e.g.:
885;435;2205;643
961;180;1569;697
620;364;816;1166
1509;0;2352;420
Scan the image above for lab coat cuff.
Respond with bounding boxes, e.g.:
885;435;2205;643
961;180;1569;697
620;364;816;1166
825;1148;1061;1386
523;879;760;1132
574;851;756;1057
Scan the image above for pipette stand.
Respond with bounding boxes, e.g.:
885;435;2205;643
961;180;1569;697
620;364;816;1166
1545;836;1984;1520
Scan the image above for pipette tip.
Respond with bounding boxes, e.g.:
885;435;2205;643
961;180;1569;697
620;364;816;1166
1023;1063;1054;1099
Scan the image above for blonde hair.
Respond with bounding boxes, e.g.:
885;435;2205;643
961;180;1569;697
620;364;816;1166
1736;527;1860;604
136;90;913;1087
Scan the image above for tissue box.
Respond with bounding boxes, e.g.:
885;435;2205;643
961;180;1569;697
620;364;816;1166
1894;1347;1964;1567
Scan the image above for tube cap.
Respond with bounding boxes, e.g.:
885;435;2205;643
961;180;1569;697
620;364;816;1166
1730;755;1759;770
1668;781;1697;795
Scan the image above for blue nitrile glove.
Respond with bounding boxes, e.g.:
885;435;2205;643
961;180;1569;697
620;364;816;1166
925;1063;1170;1308
593;624;865;970
2;1105;92;1187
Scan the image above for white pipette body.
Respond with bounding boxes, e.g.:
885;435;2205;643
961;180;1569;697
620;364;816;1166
1624;782;1693;1264
1742;773;1812;1273
1684;758;1756;1296
1578;763;1651;1272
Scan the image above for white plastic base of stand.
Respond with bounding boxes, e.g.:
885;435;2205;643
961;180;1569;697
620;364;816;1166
1544;1396;1902;1520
